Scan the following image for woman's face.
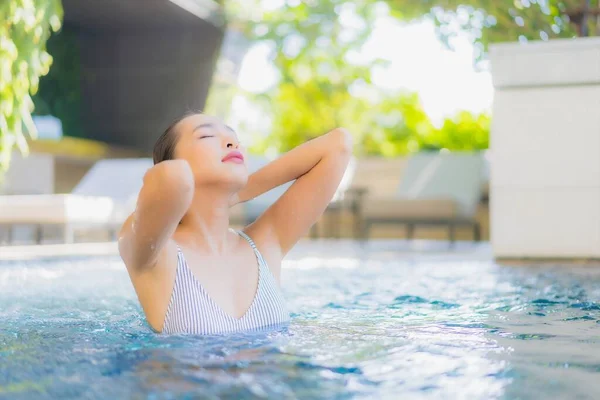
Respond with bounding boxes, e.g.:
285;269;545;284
173;114;248;190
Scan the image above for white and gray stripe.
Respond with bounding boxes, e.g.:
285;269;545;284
162;230;290;335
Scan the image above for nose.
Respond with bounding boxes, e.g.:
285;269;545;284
226;139;239;149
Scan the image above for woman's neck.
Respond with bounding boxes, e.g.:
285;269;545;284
178;188;233;254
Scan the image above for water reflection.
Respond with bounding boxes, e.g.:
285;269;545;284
1;245;600;399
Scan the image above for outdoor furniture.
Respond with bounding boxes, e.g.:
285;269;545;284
0;158;153;244
0;151;55;196
317;157;363;238
357;152;485;242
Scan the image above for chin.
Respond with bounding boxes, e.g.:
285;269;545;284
234;173;249;188
196;162;248;186
223;170;248;188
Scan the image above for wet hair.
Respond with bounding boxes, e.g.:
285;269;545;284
153;110;201;165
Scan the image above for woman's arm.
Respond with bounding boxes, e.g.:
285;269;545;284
245;128;353;260
118;160;194;270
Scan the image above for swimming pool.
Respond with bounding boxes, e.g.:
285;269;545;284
1;240;600;399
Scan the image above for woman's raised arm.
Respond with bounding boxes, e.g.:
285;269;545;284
243;128;353;263
118;160;194;271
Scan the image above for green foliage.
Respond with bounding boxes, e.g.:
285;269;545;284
387;0;582;62
220;0;490;157
423;110;490;151
0;0;63;171
361;93;435;157
32;27;82;138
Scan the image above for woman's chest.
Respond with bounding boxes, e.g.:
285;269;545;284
183;253;260;319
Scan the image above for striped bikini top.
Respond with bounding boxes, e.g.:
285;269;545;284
161;230;290;335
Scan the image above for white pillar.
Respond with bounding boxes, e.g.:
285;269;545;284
489;37;600;258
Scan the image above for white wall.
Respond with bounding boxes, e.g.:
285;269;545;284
489;37;600;258
0;152;55;195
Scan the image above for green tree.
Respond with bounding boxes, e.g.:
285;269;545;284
221;0;490;156
0;0;63;171
226;2;396;154
424;111;490;151
388;0;592;62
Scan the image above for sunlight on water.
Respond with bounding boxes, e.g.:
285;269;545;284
1;243;600;399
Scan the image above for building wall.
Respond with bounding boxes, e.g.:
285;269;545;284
44;0;226;152
490;38;600;258
74;25;223;152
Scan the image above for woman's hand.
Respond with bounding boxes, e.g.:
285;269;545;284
144;159;194;195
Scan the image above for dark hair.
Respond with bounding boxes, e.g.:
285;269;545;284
153;110;201;165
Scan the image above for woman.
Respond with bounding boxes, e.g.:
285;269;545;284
118;112;352;335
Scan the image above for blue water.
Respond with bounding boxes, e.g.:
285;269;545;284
1;240;600;399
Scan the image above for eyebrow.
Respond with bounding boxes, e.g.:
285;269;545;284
225;125;236;134
193;123;214;133
192;123;237;135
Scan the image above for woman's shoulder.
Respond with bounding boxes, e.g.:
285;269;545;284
240;226;283;283
120;235;179;333
118;215;179;274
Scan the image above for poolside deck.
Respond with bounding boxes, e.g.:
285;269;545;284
0;239;493;262
0;241;119;261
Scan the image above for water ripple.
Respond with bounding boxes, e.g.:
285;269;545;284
1;250;600;399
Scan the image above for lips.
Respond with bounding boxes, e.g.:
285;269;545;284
222;150;244;164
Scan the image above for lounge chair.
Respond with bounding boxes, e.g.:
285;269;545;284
316;156;360;237
0;158;153;244
0;151;55;196
357;152;485;242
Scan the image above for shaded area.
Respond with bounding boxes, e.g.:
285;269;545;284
35;0;225;151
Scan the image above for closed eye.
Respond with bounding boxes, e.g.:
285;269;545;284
199;135;214;139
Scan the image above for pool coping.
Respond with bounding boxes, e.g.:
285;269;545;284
3;240;600;265
0;239;493;262
0;242;119;261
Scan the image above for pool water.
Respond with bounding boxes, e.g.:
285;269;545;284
1;240;600;399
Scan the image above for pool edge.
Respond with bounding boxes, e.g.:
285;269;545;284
0;242;119;261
